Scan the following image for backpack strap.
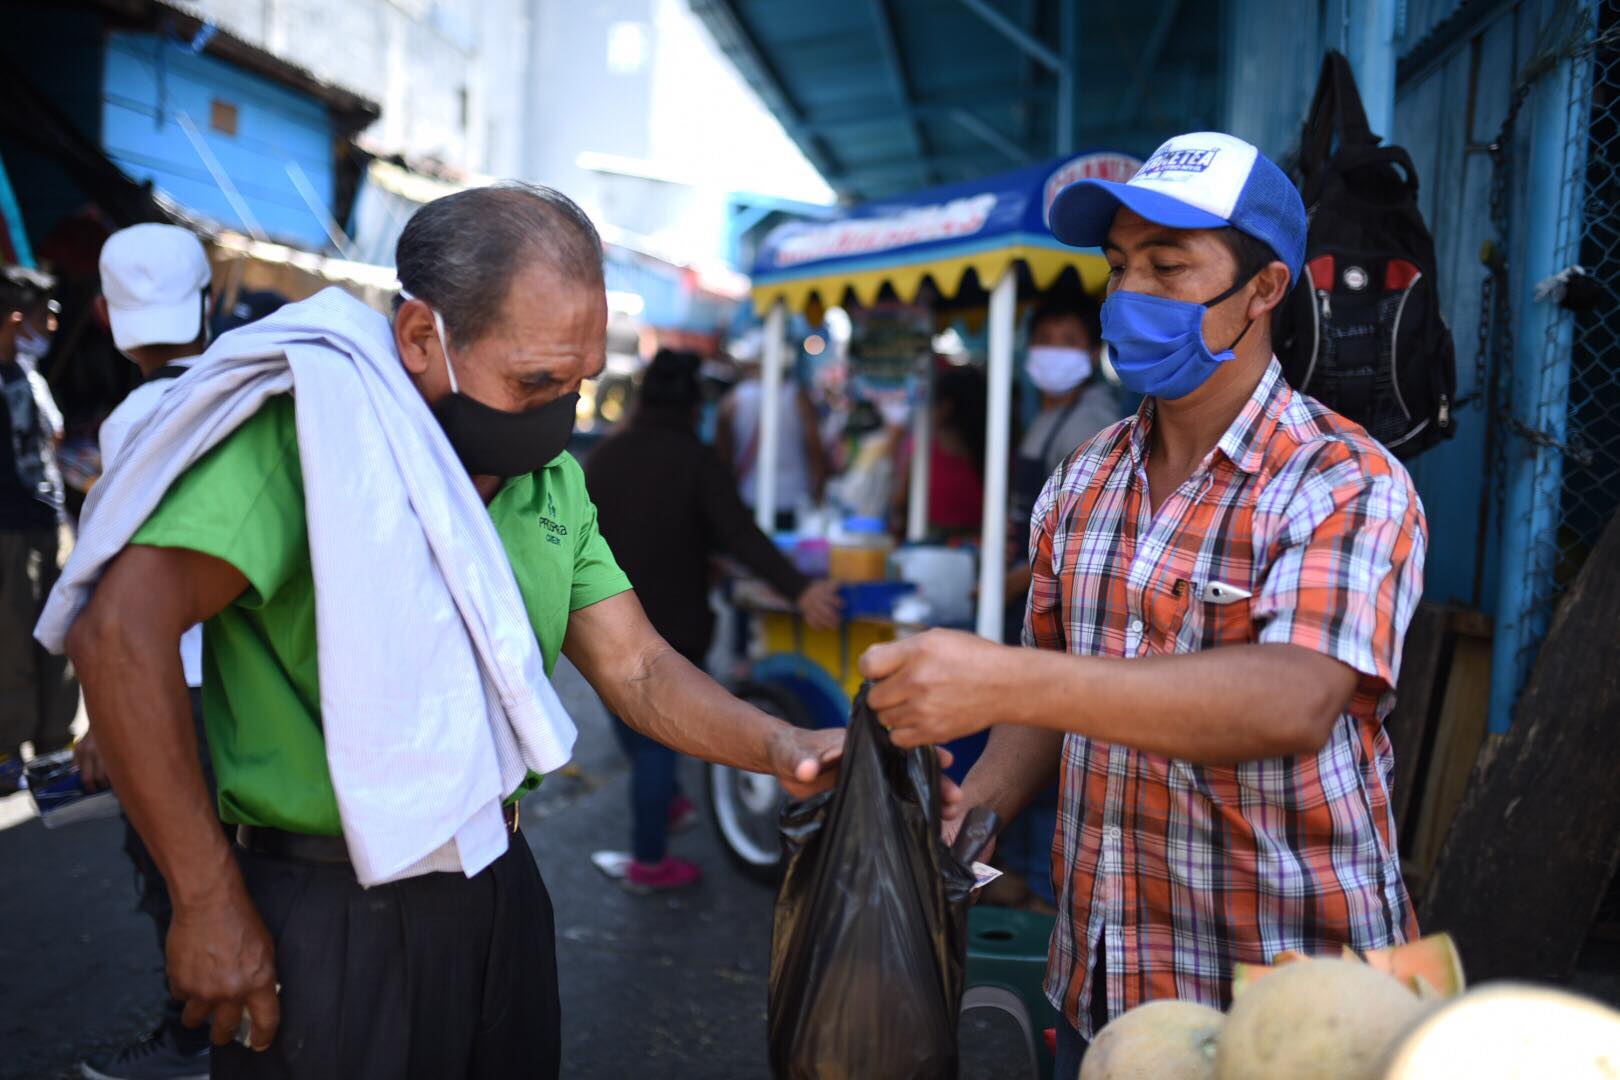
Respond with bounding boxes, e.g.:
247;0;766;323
1326;50;1379;148
1298;51;1380;179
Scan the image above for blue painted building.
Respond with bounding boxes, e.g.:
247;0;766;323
0;0;377;255
1225;0;1613;733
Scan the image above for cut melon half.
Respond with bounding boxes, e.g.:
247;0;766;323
1363;933;1466;997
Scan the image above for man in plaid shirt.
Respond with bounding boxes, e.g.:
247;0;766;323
862;132;1426;1077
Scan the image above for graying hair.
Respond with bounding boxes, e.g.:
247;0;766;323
393;181;603;347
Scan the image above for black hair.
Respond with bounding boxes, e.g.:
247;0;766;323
935;363;987;472
1215;227;1282;287
393;182;603;348
638;348;702;414
1;266;54;317
1027;289;1102;346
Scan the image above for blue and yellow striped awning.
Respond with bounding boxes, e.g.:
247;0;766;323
749;151;1138;316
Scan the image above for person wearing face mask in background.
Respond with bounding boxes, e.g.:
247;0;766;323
72;223;231;1080
38;184;849;1080
856;133;1427;1077
0;265;74;797
1004;292;1119;638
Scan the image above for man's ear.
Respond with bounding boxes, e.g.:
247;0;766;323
394;298;438;377
1247;261;1293;322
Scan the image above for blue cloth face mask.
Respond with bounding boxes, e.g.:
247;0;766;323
1100;271;1258;400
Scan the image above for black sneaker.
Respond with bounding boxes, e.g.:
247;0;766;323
81;1026;210;1080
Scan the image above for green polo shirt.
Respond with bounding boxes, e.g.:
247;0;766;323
130;394;630;835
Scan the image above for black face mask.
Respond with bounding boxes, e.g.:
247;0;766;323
433;388;579;478
403;290;578;477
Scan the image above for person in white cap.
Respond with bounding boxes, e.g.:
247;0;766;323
856;132;1428;1076
0;265;73;796
75;223;220;1080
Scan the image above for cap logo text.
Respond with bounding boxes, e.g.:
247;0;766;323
1137;148;1220;178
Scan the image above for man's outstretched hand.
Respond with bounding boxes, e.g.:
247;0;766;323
766;725;967;815
859;629;1018;748
769;725;844;800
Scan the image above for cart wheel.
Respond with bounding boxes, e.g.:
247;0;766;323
707;681;814;885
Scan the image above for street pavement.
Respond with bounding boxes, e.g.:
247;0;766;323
0;661;1028;1080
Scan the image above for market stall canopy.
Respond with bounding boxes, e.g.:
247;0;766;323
749;150;1136;315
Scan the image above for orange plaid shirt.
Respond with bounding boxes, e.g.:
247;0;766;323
1028;359;1426;1036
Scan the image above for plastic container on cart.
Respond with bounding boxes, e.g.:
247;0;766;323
794;537;831;577
836;580;916;619
891;545;976;626
829;516;893;582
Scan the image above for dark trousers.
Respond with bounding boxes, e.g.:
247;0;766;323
0;527;77;758
123;687;222;1052
1052;944;1110;1080
609;714;681;864
212;831;560;1080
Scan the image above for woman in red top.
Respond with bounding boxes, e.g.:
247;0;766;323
893;363;987;538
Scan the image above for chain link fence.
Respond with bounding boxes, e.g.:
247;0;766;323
1519;3;1618;677
1481;1;1618;722
1555;5;1620;590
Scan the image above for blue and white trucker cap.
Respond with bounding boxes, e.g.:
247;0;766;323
1048;132;1306;286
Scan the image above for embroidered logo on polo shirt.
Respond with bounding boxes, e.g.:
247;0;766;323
539;493;567;546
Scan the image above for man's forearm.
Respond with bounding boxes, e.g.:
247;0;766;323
70;615;238;907
607;641;792;775
959;723;1064;826
1003;642;1349;763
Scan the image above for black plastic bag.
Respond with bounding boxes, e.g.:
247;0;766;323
768;684;993;1080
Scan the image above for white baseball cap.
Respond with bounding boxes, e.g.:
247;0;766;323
99;224;212;352
1048;131;1307;285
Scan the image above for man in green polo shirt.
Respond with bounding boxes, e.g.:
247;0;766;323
62;184;842;1080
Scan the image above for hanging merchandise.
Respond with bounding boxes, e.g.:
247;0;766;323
1272;51;1458;459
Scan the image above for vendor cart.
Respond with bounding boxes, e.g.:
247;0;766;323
708;150;1136;880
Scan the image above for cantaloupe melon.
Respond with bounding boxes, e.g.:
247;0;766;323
1079;1000;1224;1080
1380;982;1620;1079
1229;934;1466;1002
1361;933;1466;997
1230;949;1308;997
1215;958;1427;1080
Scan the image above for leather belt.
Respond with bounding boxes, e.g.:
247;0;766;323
237;803;519;865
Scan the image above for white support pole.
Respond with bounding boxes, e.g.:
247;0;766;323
756;302;787;532
906;359;933;543
975;270;1016;640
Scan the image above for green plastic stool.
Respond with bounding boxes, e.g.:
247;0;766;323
963;906;1058;1080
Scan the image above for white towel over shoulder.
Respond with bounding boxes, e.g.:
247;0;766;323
36;287;576;886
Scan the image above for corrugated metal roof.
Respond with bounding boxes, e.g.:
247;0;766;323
689;0;1225;200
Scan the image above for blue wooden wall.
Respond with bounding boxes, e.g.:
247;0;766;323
1222;0;1558;612
101;31;337;250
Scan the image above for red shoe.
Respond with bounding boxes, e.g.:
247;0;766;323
626;856;703;892
667;794;698;834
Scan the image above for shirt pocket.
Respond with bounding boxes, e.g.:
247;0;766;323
1143;577;1256;654
1177;579;1258;651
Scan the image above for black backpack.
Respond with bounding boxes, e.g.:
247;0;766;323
1273;51;1456;458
